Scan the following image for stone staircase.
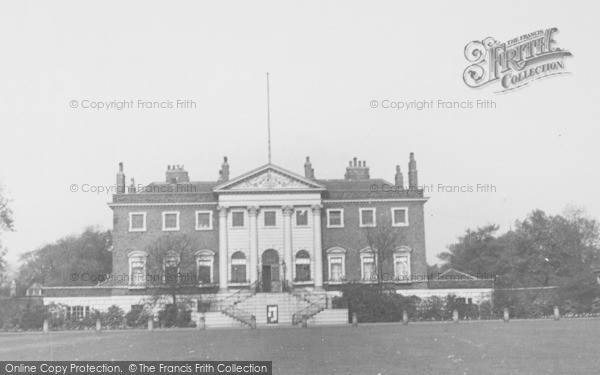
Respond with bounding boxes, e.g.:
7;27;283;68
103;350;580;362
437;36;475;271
236;293;309;325
308;308;350;325
192;311;247;328
193;291;349;328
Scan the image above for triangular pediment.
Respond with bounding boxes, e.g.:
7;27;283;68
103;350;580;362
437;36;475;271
214;164;325;192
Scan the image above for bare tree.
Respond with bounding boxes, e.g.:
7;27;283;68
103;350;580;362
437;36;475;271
145;233;198;306
364;218;405;293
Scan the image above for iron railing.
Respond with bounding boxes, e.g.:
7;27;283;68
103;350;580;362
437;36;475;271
222;304;254;327
291;288;328;306
291;295;328;325
209;281;258;312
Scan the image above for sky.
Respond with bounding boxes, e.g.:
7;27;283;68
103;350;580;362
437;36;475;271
1;1;599;267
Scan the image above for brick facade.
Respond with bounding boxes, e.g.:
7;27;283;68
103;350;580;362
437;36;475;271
106;155;428;296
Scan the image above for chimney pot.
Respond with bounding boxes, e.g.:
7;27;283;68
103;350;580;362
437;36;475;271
116;162;126;194
408;153;418;188
345;157;370;180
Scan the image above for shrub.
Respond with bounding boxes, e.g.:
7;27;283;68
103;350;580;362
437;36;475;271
157;304;192;328
101;305;125;329
342;284;415;323
125;306;151;328
331;296;348;309
415;296;447;321
478;300;496;319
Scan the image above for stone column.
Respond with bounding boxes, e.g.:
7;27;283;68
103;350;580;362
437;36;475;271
248;206;259;286
312;204;324;289
283;206;294;286
218;206;228;292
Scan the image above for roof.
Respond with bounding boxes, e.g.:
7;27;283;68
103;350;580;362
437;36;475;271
140;181;218;193
111;165;425;203
318;179;425;200
27;282;43;290
438;269;479;280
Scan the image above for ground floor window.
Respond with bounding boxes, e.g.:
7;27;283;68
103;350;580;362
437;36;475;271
164;253;180;285
231;251;247;283
67;306;88;320
361;253;376;281
393;248;411;282
294;250;311;282
326;248;346;282
128;251;147;287
196;250;215;284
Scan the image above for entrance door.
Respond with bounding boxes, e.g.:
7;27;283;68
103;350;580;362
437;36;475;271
261;249;280;292
262;265;272;292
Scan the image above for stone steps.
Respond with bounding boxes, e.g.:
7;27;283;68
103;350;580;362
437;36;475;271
235;293;310;325
192;311;247;329
308;309;350;325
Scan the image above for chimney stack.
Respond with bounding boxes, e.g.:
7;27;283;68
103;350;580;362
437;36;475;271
304;157;315;179
395;165;404;187
345;157;370;180
116;162;126;194
408;152;418;189
165;165;190;183
129;178;136;193
218;157;230;182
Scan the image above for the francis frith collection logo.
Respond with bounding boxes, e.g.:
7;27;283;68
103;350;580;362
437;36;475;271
463;27;572;93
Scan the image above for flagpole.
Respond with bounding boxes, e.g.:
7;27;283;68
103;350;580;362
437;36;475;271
267;72;272;164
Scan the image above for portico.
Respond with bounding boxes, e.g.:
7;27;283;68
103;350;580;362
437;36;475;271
213;164;326;292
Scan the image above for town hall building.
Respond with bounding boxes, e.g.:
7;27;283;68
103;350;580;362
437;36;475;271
109;154;427;295
41;154;491;326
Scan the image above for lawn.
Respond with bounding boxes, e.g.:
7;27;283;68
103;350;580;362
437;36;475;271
0;319;599;374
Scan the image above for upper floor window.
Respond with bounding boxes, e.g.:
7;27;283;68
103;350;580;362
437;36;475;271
391;207;409;227
232;211;245;227
295;209;308;226
129;212;147;232
327;209;344;228
264;211;277;227
195;211;213;230
162;211;180;231
359;208;376;227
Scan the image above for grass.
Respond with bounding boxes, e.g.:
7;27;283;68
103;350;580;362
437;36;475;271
1;319;599;374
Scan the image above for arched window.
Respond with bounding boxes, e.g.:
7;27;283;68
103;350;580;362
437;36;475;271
295;250;311;282
195;250;215;285
231;251;247;283
127;251;148;288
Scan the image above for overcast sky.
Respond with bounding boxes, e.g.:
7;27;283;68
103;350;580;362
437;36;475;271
1;1;599;266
